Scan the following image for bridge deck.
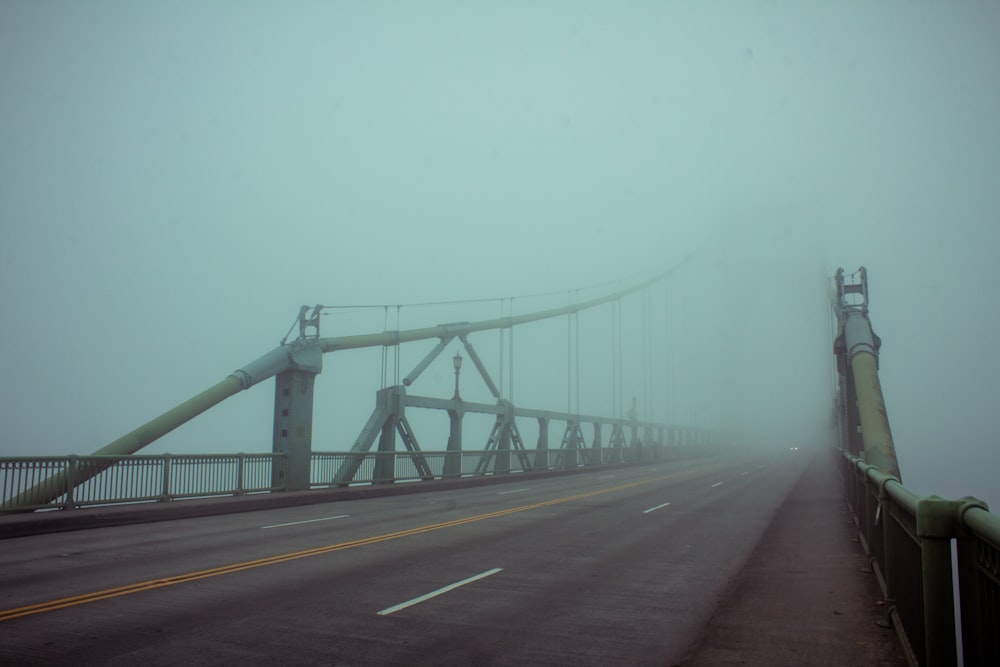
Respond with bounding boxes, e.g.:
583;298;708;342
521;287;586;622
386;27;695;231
0;452;908;664
682;450;907;666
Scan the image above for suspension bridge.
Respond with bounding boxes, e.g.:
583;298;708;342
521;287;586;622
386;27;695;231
0;267;997;666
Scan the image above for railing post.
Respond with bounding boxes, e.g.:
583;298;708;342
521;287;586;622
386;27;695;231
64;455;77;511
877;478;895;626
235;453;245;496
916;496;959;667
955;497;989;666
161;453;172;502
862;467;876;554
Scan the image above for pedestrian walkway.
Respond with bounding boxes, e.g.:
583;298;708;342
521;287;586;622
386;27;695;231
680;448;908;666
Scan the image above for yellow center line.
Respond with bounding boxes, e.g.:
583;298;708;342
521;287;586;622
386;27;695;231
0;469;697;622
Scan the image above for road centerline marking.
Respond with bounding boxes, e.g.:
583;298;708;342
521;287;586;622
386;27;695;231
261;515;350;529
0;467;710;623
376;568;503;616
642;502;671;514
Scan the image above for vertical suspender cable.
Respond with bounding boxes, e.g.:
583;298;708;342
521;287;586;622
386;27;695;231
574;290;580;417
663;278;670;423
497;298;504;399
395;305;401;386
509;297;515;406
615;299;625;419
669;276;677;423
381;306;388;389
647;286;654;421
611;300;617;419
683;268;693;425
642;287;649;421
566;292;572;414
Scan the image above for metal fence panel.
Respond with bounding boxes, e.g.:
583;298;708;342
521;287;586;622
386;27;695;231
1;454;285;511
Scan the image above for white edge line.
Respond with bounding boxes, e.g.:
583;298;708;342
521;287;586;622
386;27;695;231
377;568;503;616
642;502;671;514
261;515;350;529
498;488;530;495
711;482;724;488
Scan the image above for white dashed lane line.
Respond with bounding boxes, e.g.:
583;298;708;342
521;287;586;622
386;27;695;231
642;502;671;514
261;515;350;529
377;568;504;616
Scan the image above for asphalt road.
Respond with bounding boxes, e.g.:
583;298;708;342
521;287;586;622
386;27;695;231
0;451;808;666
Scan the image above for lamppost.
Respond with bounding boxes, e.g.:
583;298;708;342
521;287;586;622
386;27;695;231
452;350;463;400
446;350;464;478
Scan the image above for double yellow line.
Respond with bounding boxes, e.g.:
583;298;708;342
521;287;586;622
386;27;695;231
1;472;682;622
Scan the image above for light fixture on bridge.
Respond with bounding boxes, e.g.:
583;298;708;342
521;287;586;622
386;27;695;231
453;350;463;400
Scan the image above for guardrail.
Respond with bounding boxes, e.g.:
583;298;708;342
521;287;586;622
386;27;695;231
1;453;286;511
1;442;704;512
842;451;999;667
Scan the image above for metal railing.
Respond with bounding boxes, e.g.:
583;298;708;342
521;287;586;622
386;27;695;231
1;453;286;511
842;451;1000;667
1;441;704;512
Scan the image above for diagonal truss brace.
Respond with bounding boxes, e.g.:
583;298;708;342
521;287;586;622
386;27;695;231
332;386;433;485
554;420;588;468
475;401;532;474
607;424;628;464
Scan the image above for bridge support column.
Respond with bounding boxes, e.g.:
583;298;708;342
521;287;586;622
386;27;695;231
591;422;602;465
607;423;626;464
628;426;641;462
271;344;323;491
374;387;405;483
272;369;317;491
533;418;549;469
558;421;585;467
444;405;464;478
495;402;513;474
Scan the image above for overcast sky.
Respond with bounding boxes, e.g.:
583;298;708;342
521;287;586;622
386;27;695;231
2;1;998;509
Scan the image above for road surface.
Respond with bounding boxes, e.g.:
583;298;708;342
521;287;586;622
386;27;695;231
0;451;807;665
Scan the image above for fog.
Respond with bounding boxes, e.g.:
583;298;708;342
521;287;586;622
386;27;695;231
2;2;997;510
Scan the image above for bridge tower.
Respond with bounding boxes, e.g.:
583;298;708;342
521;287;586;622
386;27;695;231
833;268;900;478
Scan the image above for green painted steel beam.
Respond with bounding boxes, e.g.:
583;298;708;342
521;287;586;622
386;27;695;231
836;268;901;479
6;377;245;510
842;308;900;479
849;351;900;478
96;377;245;456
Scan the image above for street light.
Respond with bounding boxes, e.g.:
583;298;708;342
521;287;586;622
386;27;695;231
452;350;463;400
